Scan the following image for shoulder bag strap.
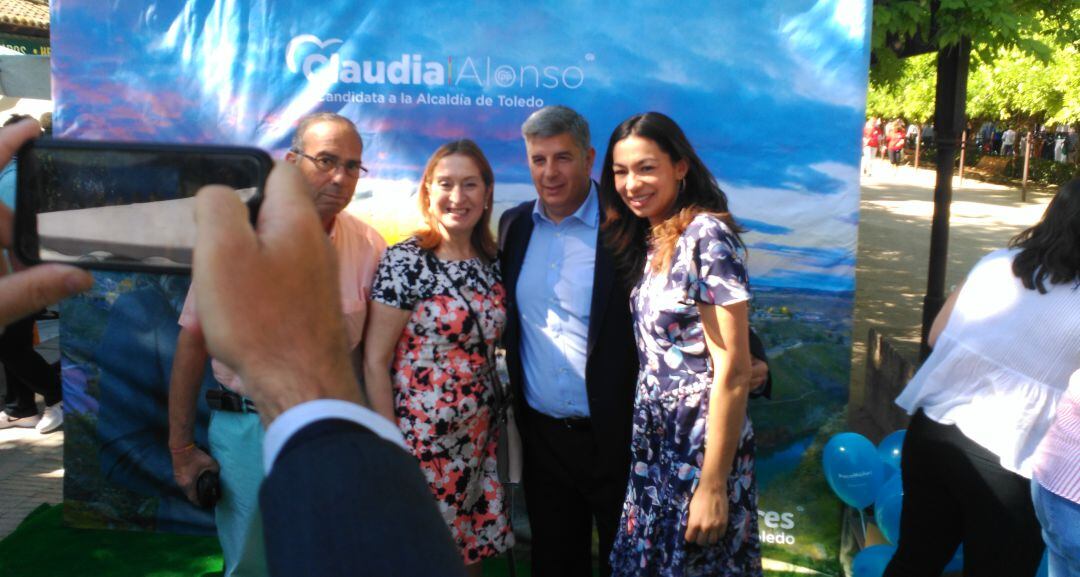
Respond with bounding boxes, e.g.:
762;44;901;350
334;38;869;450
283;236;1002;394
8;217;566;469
421;250;510;425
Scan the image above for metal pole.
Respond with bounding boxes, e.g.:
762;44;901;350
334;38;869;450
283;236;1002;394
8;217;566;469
958;129;966;186
915;125;921;170
1022;126;1032;202
921;37;971;361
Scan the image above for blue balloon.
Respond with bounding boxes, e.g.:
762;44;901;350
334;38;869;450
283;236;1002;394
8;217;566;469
852;544;897;577
874;475;904;545
877;429;906;474
944;545;963;573
823;432;885;508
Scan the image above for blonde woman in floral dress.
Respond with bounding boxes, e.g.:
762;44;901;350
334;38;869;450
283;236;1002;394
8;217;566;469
364;140;512;575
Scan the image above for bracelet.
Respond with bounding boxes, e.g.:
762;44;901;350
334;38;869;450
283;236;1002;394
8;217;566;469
169;443;196;455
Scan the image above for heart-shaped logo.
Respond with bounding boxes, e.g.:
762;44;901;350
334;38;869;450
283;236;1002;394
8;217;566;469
286;35;343;74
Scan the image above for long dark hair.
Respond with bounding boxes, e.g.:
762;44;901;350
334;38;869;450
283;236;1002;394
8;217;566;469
599;112;743;285
1009;177;1080;293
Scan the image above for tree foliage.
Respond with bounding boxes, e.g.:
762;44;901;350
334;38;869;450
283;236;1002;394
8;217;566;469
866;53;937;123
871;0;1080;84
868;4;1080;126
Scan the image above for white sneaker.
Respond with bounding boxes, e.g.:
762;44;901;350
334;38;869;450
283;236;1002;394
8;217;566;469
0;410;41;429
36;402;63;433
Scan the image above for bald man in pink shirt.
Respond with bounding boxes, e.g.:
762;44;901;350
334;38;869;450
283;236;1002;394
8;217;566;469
167;112;385;576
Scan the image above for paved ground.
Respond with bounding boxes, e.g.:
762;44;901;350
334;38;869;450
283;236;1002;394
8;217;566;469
0;319;62;539
848;160;1052;410
0;162;1057;543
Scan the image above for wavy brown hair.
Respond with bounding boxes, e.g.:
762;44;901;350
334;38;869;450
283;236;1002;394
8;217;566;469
414;139;497;261
599;112;744;285
1009;177;1080;293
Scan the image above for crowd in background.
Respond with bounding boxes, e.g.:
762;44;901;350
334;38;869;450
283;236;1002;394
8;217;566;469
975;121;1079;164
865;115;1078;168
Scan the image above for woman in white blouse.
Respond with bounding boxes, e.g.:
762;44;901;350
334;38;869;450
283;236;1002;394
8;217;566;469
885;179;1080;577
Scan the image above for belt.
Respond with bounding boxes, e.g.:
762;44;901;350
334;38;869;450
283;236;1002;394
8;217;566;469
206;388;257;414
527;407;591;431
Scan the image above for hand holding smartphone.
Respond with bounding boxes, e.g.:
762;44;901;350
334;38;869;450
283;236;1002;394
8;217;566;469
14;139;272;274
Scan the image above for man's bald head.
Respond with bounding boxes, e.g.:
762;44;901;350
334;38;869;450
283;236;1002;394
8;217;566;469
285;113;365;231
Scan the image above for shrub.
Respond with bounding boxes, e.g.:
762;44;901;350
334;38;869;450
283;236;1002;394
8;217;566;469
911;143;981;167
1004;158;1080;185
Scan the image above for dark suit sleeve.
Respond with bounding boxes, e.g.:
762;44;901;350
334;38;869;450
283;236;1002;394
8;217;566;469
498;202;526;254
260;419;465;577
498;209;513;253
748;328;772;399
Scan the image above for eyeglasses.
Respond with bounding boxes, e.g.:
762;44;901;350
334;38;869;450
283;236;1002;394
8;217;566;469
292;150;368;177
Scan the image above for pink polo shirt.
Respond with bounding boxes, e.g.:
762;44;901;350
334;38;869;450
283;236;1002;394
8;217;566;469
179;210;386;391
1033;370;1080;503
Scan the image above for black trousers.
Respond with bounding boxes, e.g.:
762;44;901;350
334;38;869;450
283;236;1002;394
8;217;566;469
1;314;61;414
884;410;1044;577
521;407;627;577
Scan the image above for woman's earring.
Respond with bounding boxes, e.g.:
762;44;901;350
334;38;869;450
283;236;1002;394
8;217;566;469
678;179;686;194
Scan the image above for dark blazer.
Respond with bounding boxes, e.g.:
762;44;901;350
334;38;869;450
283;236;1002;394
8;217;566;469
498;199;639;475
749;330;772;399
260;419;465;577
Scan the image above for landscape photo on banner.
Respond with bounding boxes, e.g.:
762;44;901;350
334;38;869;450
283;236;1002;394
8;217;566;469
51;0;868;572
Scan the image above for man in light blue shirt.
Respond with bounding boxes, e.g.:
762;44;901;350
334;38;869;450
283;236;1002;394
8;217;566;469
516;172;597;419
499;106;639;577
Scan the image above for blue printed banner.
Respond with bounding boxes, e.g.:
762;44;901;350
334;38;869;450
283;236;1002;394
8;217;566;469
53;1;869;571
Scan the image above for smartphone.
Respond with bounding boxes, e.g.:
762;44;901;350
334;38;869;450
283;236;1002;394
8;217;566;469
14;139;272;274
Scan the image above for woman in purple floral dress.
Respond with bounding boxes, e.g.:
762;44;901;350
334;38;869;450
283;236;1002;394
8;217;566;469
600;112;761;576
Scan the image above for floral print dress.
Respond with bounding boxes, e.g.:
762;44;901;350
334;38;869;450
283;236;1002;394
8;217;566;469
610;215;762;576
370;238;513;564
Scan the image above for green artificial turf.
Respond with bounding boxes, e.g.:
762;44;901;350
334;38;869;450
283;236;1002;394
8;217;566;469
0;504;585;576
482;553;531;577
0;504;224;577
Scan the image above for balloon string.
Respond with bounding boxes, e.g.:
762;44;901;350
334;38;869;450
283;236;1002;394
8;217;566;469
858;508;868;544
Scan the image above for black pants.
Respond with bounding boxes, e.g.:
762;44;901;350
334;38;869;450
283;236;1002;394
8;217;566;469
884;410;1044;577
1;314;61;415
521;407;626;577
